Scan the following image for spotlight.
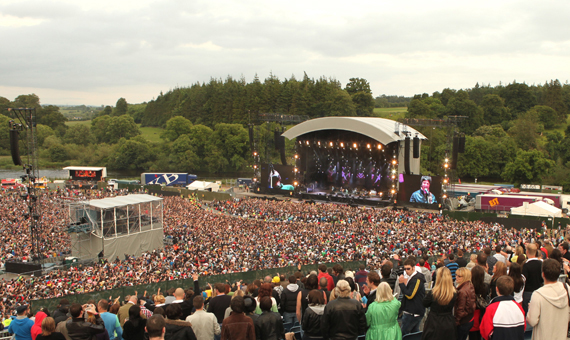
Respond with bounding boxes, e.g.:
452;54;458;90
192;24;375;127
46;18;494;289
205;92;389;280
294;181;298;186
253;178;257;182
329;141;333;147
444;163;449;169
377;144;382;150
392;160;397;165
391;189;396;194
443;179;448;184
442;194;447;199
391;175;396;180
253;165;257;169
353;143;357;149
294;154;298;159
294;168;298;172
445;158;449;162
340;142;344;148
306;141;309;145
317;141;321;146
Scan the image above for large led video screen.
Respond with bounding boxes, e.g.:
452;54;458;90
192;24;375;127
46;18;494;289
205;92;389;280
397;174;442;207
260;164;296;191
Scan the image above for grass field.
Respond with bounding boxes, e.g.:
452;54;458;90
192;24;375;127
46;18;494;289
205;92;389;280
65;120;164;143
139;126;163;143
372;107;407;121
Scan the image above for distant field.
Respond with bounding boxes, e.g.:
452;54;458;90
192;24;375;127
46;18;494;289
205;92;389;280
373;107;407;120
65;120;91;127
65;120;163;143
139;125;163;143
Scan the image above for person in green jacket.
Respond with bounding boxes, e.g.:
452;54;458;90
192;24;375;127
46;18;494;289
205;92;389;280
365;282;402;340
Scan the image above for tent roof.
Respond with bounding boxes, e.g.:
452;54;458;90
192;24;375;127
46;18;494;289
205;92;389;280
281;117;427;145
187;181;219;189
63;166;106;171
510;201;562;217
88;194;163;209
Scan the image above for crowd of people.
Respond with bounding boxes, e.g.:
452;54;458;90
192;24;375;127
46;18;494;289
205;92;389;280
1;191;570;339
4;252;570;340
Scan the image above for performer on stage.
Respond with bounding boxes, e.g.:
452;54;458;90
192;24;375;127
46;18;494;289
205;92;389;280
409;175;437;204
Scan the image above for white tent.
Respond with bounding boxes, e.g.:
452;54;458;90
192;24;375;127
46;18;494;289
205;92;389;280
186;180;220;192
510;201;562;218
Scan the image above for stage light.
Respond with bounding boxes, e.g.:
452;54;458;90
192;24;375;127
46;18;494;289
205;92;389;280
329;141;333;147
294;181;298;186
444;163;449;169
366;143;371;149
353;143;357;149
294;168;298;172
443;179;448;184
253;165;257;169
392;160;397;165
442;194;447;199
340;142;344;148
317;141;321;146
253;178;257;182
391;175;396;180
379;192;383;196
306;141;310;145
294;154;298;159
445;158;449;163
391;189;396;194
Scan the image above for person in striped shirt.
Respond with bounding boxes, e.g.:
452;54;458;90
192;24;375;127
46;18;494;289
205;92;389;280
446;253;459;282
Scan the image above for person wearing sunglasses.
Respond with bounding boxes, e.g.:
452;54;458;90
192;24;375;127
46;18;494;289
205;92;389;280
398;259;426;336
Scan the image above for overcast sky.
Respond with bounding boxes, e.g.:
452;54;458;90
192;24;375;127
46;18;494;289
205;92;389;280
1;0;569;106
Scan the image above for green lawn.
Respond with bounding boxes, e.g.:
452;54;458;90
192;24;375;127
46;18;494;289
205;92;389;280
372;107;407;121
139;125;163;143
65;120;91;127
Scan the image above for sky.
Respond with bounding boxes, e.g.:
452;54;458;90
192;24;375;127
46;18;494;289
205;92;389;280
0;0;569;106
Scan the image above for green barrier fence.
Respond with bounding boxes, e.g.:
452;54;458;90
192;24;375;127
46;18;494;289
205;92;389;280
115;183;233;201
30;261;365;314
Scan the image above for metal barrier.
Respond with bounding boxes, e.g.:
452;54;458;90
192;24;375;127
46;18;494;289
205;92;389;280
30;260;365;314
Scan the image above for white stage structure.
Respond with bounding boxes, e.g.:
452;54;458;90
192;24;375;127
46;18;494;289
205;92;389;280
68;194;164;260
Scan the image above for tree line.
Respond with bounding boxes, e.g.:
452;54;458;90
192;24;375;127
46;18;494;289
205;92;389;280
411;80;570;187
2;78;570;189
138;74;376;127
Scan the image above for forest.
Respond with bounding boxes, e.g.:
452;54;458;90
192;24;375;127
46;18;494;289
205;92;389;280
1;76;570;189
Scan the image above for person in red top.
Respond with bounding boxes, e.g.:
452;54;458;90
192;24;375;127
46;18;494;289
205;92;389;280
479;276;525;340
317;264;335;291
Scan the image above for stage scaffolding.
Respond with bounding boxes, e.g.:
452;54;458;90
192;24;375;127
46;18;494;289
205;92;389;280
67;194;164;261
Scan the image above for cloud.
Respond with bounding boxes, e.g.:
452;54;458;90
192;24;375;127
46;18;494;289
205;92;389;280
0;0;568;104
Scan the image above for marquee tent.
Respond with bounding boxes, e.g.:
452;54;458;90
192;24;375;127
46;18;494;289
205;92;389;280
510;201;562;218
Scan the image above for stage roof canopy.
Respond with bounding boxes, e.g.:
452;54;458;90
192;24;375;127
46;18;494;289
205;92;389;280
281;117;427;145
88;194;163;209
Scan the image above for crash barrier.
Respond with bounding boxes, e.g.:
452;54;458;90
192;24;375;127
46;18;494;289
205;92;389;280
30;260;365;314
443;210;570;230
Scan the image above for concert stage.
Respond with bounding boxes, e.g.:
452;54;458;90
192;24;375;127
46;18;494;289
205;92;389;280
278;117;427;202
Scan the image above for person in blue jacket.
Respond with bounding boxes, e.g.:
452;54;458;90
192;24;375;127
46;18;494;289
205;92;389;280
409;176;437;204
8;305;34;340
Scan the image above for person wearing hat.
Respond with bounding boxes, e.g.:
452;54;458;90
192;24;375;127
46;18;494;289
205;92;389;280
8;304;34;340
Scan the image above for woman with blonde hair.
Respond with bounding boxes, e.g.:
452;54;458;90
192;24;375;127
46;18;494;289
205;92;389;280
422;267;457;340
454;267;476;340
224;288;245;318
36;317;65;340
365;282;401;340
